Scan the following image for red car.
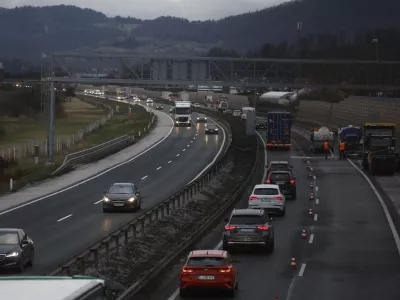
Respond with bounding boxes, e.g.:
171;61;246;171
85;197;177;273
179;249;239;297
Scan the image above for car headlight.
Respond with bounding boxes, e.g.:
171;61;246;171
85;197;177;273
197;118;199;119
205;118;207;120
6;251;19;257
103;197;110;202
215;128;218;131
128;197;136;202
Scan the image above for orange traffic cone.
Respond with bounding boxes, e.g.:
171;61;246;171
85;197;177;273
310;192;315;200
308;208;313;216
275;296;279;300
290;257;297;268
301;229;307;239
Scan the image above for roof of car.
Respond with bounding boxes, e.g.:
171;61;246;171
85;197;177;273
254;184;279;189
270;170;291;174
0;228;20;233
189;250;227;258
111;182;133;186
231;208;264;216
270;161;289;164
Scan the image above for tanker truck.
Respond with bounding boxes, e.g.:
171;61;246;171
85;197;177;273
309;127;335;153
337;125;362;157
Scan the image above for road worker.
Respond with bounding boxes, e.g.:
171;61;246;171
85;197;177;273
339;141;345;159
323;141;329;159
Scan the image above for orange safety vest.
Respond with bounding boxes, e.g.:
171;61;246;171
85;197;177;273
339;142;345;151
323;141;329;150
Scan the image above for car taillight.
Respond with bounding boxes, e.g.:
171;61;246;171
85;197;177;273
266;180;271;184
257;225;269;230
182;268;193;273
250;195;258;200
290;180;295;184
219;268;231;273
275;196;283;200
225;225;236;230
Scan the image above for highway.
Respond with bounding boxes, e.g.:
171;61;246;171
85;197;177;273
0;102;226;275
143;128;400;300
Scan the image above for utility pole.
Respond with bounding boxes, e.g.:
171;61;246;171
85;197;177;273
372;38;379;61
297;21;303;78
47;58;55;165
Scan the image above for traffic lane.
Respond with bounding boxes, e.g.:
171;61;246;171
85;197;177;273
25;124;224;274
0;123;195;231
290;159;400;300
168;144;314;299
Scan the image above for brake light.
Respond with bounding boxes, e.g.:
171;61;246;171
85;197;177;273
290;180;295;184
285;144;291;147
250;195;258;200
266;180;271;184
182;268;193;273
275;196;283;200
225;225;236;230
257;225;269;230
219;268;231;273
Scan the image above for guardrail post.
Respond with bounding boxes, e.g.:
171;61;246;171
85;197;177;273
172;196;177;211
62;266;71;276
140;218;145;236
180;191;185;205
123;227;129;247
101;241;110;257
90;248;99;270
174;196;179;209
165;201;170;216
131;224;136;239
189;185;194;198
113;234;120;255
185;187;190;202
76;256;85;273
196;181;200;193
154;209;159;221
193;181;197;195
160;203;165;219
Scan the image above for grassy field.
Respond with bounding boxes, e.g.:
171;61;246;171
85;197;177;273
0;97;154;194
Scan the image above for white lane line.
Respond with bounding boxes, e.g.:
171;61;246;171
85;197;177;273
315;186;319;192
183;149;186;152
310;167;314;171
314;214;318;221
316;198;320;204
0;110;175;216
347;159;400;256
194;136;196;139
256;131;268;183
156;166;162;170
94;199;103;204
187;116;227;185
167;240;223;300
187;144;190;147
191;140;193;143
309;234;315;244
57;214;73;222
298;263;307;276
141;175;148;180
176;154;180;157
313;175;316;180
168;160;172;164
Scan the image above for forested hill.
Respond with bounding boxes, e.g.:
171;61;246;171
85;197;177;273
0;0;399;59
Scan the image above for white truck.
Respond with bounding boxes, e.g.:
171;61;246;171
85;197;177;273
241;106;254;121
309;126;335;152
174;101;192;127
161;91;172;100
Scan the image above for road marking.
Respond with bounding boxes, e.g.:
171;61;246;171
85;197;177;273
183;149;186;152
315;186;319;192
187;144;190;147
187;117;227;184
310;168;313;171
298;263;307;276
94;199;103;204
314;214;318;221
141;175;148;180
156;166;162;170
57;214;73;222
168;160;172;164
256;131;268;183
309;234;314;244
0;109;175;216
347;159;400;256
167;240;223;300
194;136;196;139
313;175;316;180
191;140;193;143
316;198;320;204
176;154;180;157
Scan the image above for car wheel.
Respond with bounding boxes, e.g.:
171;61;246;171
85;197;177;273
235;280;239;290
292;193;297;200
103;208;110;213
228;286;236;297
280;207;286;217
138;198;142;210
267;239;275;254
18;258;25;273
28;250;34;267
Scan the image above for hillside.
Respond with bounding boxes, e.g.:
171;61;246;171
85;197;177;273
0;0;399;60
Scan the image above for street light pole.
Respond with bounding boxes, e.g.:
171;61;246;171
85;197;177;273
372;38;379;61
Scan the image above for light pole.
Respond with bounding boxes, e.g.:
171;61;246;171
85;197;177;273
372;38;379;61
297;21;303;78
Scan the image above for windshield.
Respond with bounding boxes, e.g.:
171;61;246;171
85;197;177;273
271;163;288;169
187;257;226;267
369;137;392;147
0;233;19;245
270;173;291;181
230;215;265;225
177;116;189;121
207;124;217;129
175;107;191;114
254;188;279;195
108;184;133;194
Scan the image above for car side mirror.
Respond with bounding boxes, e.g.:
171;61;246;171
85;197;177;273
135;192;140;196
21;240;29;246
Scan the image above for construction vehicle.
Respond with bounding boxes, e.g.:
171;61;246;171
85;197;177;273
266;111;292;150
361;123;396;175
309;127;334;153
337;125;363;157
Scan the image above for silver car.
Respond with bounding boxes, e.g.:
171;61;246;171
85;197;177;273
103;183;142;213
205;123;219;134
196;114;207;122
248;184;286;216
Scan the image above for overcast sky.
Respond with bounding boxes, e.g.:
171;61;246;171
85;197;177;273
2;0;285;20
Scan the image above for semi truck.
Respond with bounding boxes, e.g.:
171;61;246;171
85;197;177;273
266;111;292;150
361;123;396;175
309;127;335;152
173;101;192;127
337;125;362;157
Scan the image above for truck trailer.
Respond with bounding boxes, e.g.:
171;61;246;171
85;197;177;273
309;127;334;152
337;125;362;157
266;111;292;150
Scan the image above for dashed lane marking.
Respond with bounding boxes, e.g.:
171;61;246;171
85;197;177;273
57;214;73;222
309;234;314;244
298;263;307;276
94;199;103;204
314;214;318;221
156;166;162;170
176;154;180;157
316;198;320;204
141;175;148;180
313;175;316;180
168;160;172;164
183;149;186;152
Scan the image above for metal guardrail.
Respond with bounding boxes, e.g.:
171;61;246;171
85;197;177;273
48;115;232;277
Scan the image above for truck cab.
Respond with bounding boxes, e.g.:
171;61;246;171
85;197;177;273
361;123;396;175
174;101;192;127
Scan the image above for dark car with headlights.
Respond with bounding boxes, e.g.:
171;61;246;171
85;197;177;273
156;105;163;110
0;228;34;272
205;123;219;134
103;183;142;212
196;114;207;123
256;120;267;130
222;209;274;253
266;170;296;199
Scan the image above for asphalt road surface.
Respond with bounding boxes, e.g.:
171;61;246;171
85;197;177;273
0;105;225;275
150;130;400;300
